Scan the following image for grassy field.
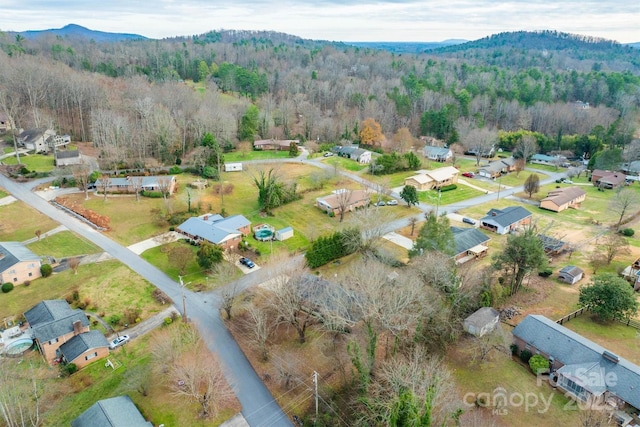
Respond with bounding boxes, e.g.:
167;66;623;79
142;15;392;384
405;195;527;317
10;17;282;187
140;242;212;290
0;188;7;198
498;170;546;187
323;156;369;172
27;231;100;258
0;201;60;241
224;150;292;162
0;260;164;328
42;325;239;426
3;153;55;172
419;185;486;206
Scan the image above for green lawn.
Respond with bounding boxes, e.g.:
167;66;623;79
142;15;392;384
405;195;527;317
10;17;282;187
0;260;163;326
0;201;59;241
499;170;546;187
418;185;486;206
27;231;100;258
224;150;292;162
0;188;7;198
526;163;564;173
140;242;209;289
3;153;55;172
323;156;369;172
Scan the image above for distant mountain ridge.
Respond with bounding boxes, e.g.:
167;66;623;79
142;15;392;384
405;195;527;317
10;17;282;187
346;39;467;53
11;23;147;42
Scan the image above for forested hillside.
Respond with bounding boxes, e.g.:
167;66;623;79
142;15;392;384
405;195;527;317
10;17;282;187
0;28;638;169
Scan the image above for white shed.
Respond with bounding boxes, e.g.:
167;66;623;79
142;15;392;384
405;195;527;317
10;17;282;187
463;307;500;337
225;163;243;172
275;226;294;241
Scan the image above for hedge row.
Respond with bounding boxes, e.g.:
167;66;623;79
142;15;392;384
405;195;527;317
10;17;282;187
305;228;359;269
439;184;457;192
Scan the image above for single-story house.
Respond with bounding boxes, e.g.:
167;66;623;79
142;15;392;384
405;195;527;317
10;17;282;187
17;128;70;153
480;206;532;235
422;145;452;162
404;166;459;191
478;157;517;179
94;175;177;195
620;258;640;292
71;395;153;427
621;161;640;175
591;170;626;189
253;139;299;151
451;226;490;264
463;307;500;337
24;300;90;364
0;242;42;284
275;226;294;241
512;315;640;412
539;187;586;212
333;145;372;164
316;189;370;216
224;162;243;172
54;150;82;167
538;234;568;255
58;330;109;369
530;153;563;166
558;265;584;285
177;213;251;250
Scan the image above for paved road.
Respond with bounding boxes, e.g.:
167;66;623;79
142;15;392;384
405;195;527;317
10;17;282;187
0;173;292;427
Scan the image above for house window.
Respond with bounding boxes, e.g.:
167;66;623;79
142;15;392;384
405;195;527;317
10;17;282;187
28;273;32;277
559;376;587;401
85;352;98;361
13;278;17;282
525;344;531;351
29;263;35;268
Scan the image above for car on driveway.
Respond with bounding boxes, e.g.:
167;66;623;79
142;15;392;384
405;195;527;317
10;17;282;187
462;172;475;178
386;199;398;206
109;335;129;349
323;152;334;157
462;217;476;225
239;257;255;268
561;179;573;184
375;201;386;206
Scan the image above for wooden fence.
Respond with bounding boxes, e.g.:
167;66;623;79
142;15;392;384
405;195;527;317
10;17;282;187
556;308;587;325
617;317;640;330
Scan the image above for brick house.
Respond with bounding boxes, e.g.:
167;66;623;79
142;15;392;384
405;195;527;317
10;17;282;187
315;189;371;216
177;213;251;250
404;166;459;191
0;242;42;285
479;206;532;234
539;187;586;212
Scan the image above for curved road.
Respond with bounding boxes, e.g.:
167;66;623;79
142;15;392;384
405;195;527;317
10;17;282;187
0;173;292;427
1;153;567;426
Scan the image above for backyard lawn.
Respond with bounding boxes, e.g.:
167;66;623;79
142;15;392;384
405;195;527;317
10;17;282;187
3;153;55;172
418;185;486;207
27;231;100;258
0;201;59;241
0;188;7;198
0;260;164;328
223;150;292;162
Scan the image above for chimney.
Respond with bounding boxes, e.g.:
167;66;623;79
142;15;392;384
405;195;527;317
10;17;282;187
72;320;83;336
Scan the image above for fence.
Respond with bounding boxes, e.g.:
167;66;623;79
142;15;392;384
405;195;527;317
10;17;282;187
556;308;587;325
616;317;640;330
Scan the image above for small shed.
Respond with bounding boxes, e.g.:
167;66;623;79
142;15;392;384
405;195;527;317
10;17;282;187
463;307;500;337
225;162;243;172
275;226;294;241
558;265;583;285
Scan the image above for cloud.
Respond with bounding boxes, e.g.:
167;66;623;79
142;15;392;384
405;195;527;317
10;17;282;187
0;0;638;43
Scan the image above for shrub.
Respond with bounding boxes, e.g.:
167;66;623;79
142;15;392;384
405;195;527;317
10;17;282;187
141;190;163;198
538;268;553;277
163;317;173;326
620;228;635;237
529;354;550;374
519;349;533;364
510;344;519;356
169;165;183;174
1;283;14;293
439;184;457;192
108;314;122;326
23;280;30;287
40;264;53;277
62;363;78;376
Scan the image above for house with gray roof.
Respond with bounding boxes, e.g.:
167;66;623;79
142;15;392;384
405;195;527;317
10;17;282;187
54;149;82;167
478;157;517;179
333;145;372;164
24;300;90;364
17;128;69;153
530;153;562;166
71;395;153;427
464;307;500;337
422;145;452;162
0;242;42;285
480;206;532;234
177;213;251;250
558;265;583;285
512;315;640;412
94;175;177;195
451;227;490;264
59;330;109;369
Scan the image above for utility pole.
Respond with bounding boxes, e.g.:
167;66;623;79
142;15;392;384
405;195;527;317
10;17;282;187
313;371;319;422
179;275;187;323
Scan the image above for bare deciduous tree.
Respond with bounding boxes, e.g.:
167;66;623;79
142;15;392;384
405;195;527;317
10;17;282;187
461;127;497;166
34;229;41;241
408;216;418;236
468;325;510;364
598;233;630;265
242;304;271;361
71;162;92;200
157;176;173;201
334;188;353;223
609;187;640;230
130;176;144;202
168;246;193;275
68;257;80;275
98;174;111;201
514;135;538;162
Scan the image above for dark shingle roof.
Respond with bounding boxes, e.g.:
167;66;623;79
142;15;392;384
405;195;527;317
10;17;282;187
451;227;490;256
71;395;153;427
55;150;80;159
464;307;500;329
559;265;583;278
538;234;567;252
24;300;89;343
59;330;108;363
481;206;531;228
0;242;40;273
512;315;640;409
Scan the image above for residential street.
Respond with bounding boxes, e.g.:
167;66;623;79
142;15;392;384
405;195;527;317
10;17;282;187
0;173;292;427
0;155;567;426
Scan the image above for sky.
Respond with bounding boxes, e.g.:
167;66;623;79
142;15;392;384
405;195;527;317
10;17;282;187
0;1;638;44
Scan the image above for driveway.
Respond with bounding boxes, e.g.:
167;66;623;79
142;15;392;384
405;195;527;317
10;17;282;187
382;232;414;250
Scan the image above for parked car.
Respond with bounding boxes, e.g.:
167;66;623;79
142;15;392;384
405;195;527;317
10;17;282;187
386;200;398;206
109;335;130;349
323;152;334;157
376;201;386;206
462;172;475;178
462;217;476;225
240;257;255;268
561;179;573;184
